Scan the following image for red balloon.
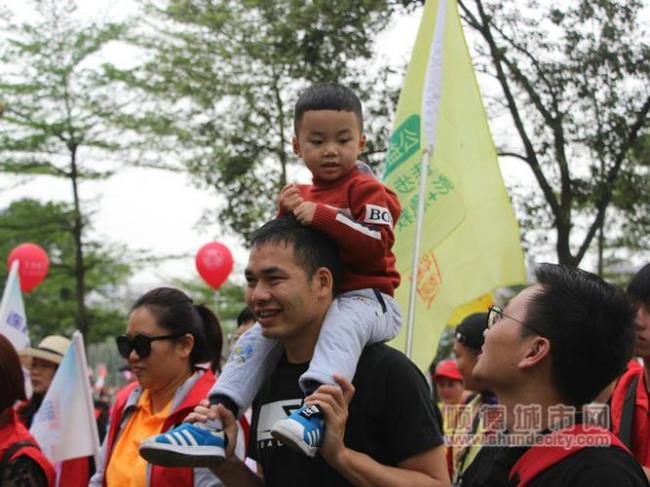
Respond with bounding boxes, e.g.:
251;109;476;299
195;242;233;289
7;243;50;293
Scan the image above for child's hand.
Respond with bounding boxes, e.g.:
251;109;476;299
293;201;317;225
279;183;303;213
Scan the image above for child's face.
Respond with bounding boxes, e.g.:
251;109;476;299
293;109;366;181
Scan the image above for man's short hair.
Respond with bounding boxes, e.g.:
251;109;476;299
628;263;650;304
250;216;342;293
293;83;364;134
236;307;256;327
525;263;635;406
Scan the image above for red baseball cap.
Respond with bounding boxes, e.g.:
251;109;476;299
433;359;463;382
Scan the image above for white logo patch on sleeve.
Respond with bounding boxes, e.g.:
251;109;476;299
364;204;393;227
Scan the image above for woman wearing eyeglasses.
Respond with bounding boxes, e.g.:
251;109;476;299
90;287;227;487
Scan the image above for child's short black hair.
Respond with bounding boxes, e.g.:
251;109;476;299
293;83;363;134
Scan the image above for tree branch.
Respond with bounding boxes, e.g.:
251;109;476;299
497;151;529;163
465;0;560;217
575;95;650;263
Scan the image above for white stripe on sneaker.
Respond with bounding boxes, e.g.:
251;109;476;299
173;431;188;446
181;429;199;446
163;433;179;445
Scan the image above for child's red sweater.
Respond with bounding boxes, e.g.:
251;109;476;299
280;164;401;296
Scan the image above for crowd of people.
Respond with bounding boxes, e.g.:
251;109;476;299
0;83;649;487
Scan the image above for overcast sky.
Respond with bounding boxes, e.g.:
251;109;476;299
0;1;428;291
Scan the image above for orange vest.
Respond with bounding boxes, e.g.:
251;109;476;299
101;371;216;487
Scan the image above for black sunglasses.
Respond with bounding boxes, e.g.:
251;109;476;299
116;332;186;359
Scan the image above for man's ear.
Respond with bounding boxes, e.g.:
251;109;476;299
313;267;334;297
292;136;302;157
358;134;367;153
519;336;550;369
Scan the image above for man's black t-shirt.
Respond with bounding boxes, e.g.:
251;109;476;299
249;343;443;487
459;443;649;487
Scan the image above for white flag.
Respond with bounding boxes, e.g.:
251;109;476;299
0;261;30;351
30;331;100;465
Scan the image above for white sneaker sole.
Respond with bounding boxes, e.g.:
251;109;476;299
139;441;226;468
270;420;318;458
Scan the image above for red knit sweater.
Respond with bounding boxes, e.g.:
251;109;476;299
280;164;401;296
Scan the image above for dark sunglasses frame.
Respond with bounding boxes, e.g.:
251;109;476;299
116;332;186;359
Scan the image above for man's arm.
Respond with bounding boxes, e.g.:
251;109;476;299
328;443;448;487
188;402;264;487
311;376;451;487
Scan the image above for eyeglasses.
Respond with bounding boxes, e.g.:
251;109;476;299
487;305;546;337
116;333;186;359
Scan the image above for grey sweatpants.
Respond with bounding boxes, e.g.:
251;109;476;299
210;288;402;414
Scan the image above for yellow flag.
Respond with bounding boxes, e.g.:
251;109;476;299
383;0;526;370
447;293;494;327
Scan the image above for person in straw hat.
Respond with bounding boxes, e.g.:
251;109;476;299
17;335;71;428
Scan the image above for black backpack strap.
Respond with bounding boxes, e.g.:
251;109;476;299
0;440;38;477
619;374;640;449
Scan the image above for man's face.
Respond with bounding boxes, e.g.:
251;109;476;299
473;285;542;393
453;340;481;391
633;301;650;358
244;242;328;342
293;109;366;181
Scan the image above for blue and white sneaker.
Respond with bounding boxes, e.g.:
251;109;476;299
139;422;227;468
270;404;324;457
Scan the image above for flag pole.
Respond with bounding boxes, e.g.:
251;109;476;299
404;0;448;359
405;146;433;359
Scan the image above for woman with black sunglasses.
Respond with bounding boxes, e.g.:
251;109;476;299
90;287;228;487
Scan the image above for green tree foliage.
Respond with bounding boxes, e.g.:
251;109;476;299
612;132;650;255
0;199;131;343
454;0;650;267
115;0;402;241
0;0;137;336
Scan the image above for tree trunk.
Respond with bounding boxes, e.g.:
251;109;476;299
555;210;576;268
271;67;287;187
597;222;604;276
69;145;88;338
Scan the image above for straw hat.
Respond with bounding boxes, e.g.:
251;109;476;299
20;335;70;365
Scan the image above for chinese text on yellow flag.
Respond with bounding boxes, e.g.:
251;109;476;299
383;0;526;370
